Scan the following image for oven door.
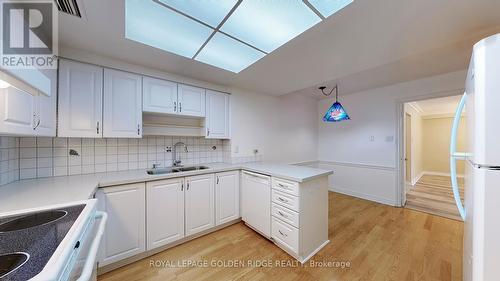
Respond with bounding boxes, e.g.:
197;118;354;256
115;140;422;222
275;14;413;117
68;211;107;281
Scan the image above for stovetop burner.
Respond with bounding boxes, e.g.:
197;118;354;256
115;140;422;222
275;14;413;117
0;210;67;233
0;204;85;281
0;253;29;279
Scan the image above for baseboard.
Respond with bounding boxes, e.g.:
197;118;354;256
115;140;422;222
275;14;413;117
330;186;397;206
423;171;464;178
411;172;425;186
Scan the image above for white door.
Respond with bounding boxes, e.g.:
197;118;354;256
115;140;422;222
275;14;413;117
146;178;185;250
241;171;271;238
206;90;229;139
215;171;240;225
103;69;142;138
143;77;178;114
58;60;103;138
178;84;205;117
185;174;215;236
0;87;35;136
97;183;146;266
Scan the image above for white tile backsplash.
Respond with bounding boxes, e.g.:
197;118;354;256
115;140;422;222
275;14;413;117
15;136;227;181
0;135;258;186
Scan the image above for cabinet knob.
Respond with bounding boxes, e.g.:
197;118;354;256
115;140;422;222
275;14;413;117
179;102;182;112
137;124;140;135
174;101;177;112
97;121;100;134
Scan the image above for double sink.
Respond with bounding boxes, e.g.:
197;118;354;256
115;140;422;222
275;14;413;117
146;166;209;175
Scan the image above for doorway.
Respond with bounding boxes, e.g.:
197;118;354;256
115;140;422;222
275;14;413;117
400;95;465;220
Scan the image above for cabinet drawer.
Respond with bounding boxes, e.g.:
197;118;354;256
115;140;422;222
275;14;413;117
272;189;299;212
271;217;299;254
272;178;299;196
272;203;299;228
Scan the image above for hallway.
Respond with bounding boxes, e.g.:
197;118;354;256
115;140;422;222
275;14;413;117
406;175;464;221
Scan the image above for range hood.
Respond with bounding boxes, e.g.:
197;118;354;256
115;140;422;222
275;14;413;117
0;69;51;97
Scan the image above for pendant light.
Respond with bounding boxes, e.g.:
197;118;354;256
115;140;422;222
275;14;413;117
319;85;350;122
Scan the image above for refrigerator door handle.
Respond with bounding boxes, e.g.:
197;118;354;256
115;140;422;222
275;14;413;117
450;92;467;220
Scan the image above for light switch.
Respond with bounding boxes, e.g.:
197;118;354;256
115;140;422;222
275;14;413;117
385;136;394;142
234;145;239;153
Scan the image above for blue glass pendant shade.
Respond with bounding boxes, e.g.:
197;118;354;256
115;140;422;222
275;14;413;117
323;101;350;122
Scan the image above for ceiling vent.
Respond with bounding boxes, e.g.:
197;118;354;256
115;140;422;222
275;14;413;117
54;0;82;18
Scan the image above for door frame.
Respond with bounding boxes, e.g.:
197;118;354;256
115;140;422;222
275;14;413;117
395;89;464;207
404;112;412;185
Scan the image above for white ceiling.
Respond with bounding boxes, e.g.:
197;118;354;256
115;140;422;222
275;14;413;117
60;0;500;97
409;95;463;117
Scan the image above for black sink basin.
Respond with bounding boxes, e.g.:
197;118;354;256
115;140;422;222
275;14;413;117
0;210;67;233
0;253;29;279
173;166;210;172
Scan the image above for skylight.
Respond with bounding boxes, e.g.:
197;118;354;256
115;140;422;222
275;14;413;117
125;0;353;73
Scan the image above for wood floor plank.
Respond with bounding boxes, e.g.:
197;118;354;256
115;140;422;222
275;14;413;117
98;192;463;281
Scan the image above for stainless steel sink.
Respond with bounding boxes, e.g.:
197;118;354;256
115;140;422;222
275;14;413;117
174;166;209;172
146;166;209;175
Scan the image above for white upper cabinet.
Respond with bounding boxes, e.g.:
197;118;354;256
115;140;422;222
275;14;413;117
0;87;35;136
215;171;240;225
0;86;55;137
143;77;178;114
58;60;103;138
146;178;185;250
206;90;230;139
103;69;142;138
178;84;205;117
185;174;215;236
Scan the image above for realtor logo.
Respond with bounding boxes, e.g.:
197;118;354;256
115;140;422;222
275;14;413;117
1;0;58;69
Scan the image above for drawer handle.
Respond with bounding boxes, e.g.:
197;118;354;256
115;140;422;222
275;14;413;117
278;230;288;237
278;211;288;218
277;183;291;190
278;197;288;203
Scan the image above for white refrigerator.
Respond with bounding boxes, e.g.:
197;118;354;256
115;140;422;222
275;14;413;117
450;33;500;281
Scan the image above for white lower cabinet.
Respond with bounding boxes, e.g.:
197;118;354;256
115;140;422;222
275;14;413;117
97;183;146;266
270;176;329;263
185;174;215;236
146;178;185;250
215;171;240;225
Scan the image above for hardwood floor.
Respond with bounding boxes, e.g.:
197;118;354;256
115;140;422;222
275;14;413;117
99;192;463;281
406;175;464;221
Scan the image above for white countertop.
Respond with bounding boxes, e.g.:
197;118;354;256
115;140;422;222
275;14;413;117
0;162;332;215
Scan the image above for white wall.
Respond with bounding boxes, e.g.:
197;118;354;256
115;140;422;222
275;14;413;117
60;47;318;164
229;89;318;163
404;104;424;185
317;70;466;206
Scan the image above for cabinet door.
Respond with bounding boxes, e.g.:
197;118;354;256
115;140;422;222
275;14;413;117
0;87;35;136
58;60;103;138
97;183;146;266
185;174;215;236
143;77;178;114
215;171;240;225
178;84;205;117
146;178;185;250
206;90;229;139
103;69;142;138
34;70;57;137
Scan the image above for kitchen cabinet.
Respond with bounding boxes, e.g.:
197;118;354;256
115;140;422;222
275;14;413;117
270;176;329;263
206;90;230;139
143;77;177;115
215;171;240;225
177;84;205;117
146;178;185;250
0;86;56;137
185;174;215;236
97;183;146;266
103;69;142;138
58;60;103;138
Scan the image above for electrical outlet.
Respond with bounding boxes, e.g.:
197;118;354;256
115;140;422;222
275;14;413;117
369;136;375;142
165;146;172;152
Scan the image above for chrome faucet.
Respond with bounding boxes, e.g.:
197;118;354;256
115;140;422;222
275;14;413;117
172;142;188;167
